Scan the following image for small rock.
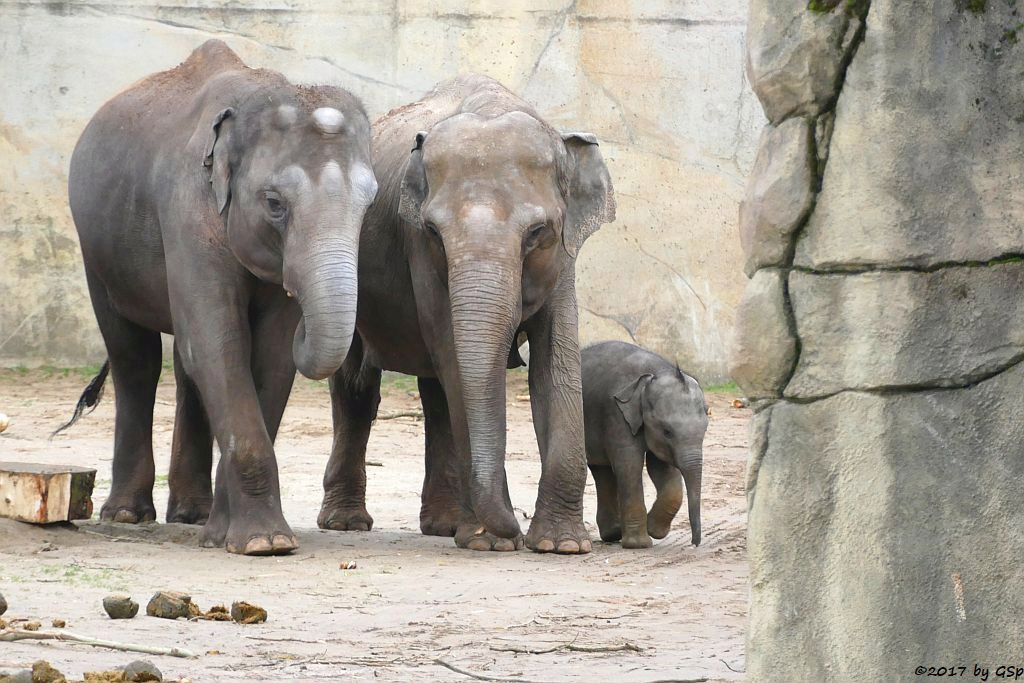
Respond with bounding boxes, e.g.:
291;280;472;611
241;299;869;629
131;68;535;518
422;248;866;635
339;560;357;570
0;617;7;630
103;595;139;620
122;660;162;682
199;605;232;622
50;619;65;628
30;661;65;683
146;591;192;620
83;673;124;683
0;592;7;616
230;601;267;624
23;621;41;632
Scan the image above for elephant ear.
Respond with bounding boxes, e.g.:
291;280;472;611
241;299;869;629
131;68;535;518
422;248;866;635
202;107;235;215
398;131;429;225
561;132;616;258
613;373;654;436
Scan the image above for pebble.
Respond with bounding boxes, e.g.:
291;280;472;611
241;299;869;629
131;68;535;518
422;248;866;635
230;601;267;624
146;592;192;620
102;595;139;620
122;660;162;682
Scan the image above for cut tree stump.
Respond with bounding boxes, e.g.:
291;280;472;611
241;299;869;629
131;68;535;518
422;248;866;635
0;462;96;523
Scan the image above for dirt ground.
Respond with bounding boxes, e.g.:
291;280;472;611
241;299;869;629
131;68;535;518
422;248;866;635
0;367;749;682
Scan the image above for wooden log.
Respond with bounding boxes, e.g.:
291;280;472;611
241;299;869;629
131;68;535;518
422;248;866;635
0;462;96;523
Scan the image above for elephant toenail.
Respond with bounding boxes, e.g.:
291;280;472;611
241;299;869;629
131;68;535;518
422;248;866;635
580;539;593;553
113;510;137;524
536;539;555;552
467;537;492;551
244;537;274;555
556;540;580;554
271;534;297;551
494;538;517;552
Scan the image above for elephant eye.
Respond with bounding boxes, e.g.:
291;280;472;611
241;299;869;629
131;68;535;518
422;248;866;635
527;223;547;241
264;192;287;220
424;221;440;238
663;428;673;439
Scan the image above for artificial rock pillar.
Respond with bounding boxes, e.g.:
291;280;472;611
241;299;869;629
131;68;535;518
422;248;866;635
733;1;1024;679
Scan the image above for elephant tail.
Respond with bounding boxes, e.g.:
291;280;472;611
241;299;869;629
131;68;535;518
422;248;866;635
52;360;110;437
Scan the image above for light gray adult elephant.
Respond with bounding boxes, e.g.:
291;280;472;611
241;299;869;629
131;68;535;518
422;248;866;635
63;40;376;555
319;75;616;553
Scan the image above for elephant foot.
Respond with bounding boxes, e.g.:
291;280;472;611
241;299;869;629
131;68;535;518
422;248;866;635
200;497;297;556
597;523;623;543
454;523;524;551
419;504;463;537
646;518;672;540
525;509;592;555
621;532;654;549
318;502;373;532
166;495;212;525
99;494;156;524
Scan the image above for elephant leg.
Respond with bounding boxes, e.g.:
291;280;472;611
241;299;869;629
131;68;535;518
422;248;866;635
646;453;683;540
173;287;295;555
250;286;301;444
522;276;592;554
590;465;622;543
166;342;213;524
85;267;161;524
611;454;652;549
319;334;378;532
418;376;465;537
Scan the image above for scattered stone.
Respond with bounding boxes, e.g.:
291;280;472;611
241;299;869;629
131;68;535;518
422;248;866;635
230;601;267;624
197;605;232;622
102;595;139;620
0;591;7;615
30;661;65;683
23;621;41;632
0;618;7;630
83;673;124;683
146;591;192;620
339;560;357;570
122;660;162;682
50;619;65;628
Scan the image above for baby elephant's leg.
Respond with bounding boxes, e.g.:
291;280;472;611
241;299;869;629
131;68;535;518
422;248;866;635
611;456;652;549
589;465;621;542
646;454;683;540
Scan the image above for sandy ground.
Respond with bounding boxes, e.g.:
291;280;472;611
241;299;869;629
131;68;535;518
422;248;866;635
0;367;749;682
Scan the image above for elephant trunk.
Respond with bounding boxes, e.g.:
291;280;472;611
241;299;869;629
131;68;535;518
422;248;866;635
448;260;522;539
286;231;359;381
677;449;703;547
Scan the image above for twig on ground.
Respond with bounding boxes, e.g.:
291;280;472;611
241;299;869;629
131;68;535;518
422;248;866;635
376;410;423;420
489;638;645;655
719;658;745;673
436;658;708;683
0;629;196;658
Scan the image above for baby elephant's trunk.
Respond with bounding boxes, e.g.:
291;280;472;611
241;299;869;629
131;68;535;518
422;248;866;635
677;450;703;547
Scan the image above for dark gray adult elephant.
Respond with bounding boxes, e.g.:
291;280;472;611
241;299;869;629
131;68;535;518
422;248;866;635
64;40;376;555
319;75;615;553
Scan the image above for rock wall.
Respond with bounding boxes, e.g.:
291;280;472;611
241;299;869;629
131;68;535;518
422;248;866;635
0;1;764;381
733;0;1024;679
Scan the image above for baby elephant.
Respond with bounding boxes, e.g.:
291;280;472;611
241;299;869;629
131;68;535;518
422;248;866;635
582;341;708;548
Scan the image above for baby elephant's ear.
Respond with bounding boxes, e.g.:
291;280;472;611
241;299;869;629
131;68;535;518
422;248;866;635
613;373;654;436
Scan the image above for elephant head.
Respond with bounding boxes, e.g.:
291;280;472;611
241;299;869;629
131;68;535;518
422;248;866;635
397;110;615;539
202;87;377;379
614;369;708;546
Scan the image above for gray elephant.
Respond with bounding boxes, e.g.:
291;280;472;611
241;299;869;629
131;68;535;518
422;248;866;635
582;341;707;548
62;40;376;555
318;74;616;553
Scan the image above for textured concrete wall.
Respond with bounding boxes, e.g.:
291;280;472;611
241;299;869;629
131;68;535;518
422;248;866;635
0;1;763;381
733;0;1024;679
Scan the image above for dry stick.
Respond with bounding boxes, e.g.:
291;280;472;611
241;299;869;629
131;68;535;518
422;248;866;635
490;640;646;655
434;659;708;683
375;410;423;420
0;629;197;659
